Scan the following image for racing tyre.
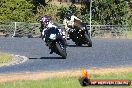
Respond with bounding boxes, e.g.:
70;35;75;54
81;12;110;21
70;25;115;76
84;33;92;47
55;41;67;59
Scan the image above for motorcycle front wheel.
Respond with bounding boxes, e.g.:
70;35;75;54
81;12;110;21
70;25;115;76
55;41;67;59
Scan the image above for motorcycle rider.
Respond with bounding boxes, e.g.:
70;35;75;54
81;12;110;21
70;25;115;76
39;15;65;54
40;15;58;41
63;10;82;39
39;15;52;37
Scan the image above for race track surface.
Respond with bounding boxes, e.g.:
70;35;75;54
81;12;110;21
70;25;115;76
0;38;132;73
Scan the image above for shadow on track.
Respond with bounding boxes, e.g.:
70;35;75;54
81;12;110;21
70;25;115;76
29;56;65;59
67;44;89;47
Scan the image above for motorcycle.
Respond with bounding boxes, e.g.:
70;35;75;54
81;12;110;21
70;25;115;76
44;27;67;58
68;22;92;47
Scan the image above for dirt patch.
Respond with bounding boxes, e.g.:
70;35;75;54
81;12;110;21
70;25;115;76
0;67;132;83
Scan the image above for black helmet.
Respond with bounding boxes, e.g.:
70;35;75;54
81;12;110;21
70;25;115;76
64;10;73;18
66;10;72;15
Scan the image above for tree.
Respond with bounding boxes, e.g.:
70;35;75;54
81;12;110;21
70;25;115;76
32;0;47;14
115;0;120;5
80;0;132;25
0;0;33;22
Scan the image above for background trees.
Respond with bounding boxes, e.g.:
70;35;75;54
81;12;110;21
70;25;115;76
81;0;132;26
0;0;132;26
0;0;33;22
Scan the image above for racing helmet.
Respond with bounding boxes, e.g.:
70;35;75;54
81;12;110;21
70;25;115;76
40;15;50;26
64;10;73;20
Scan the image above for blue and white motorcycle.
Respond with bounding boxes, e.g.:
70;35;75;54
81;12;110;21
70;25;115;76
43;27;67;59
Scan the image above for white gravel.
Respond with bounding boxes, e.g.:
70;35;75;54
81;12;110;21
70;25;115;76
0;54;28;67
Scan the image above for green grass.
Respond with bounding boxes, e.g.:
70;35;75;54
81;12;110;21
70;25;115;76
0;72;132;88
0;52;12;63
124;31;132;39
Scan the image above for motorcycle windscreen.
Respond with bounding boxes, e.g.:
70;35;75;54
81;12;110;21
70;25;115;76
47;27;61;40
49;34;56;40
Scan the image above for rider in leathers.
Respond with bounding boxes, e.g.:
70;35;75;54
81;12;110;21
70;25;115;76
40;16;63;54
63;10;82;39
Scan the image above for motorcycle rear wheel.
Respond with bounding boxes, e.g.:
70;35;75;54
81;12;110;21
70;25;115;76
75;42;82;46
84;33;92;47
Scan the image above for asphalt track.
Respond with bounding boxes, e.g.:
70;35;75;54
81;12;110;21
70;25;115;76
0;38;132;73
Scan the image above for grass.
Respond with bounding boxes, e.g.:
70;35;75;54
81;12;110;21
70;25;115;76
124;31;132;39
0;72;131;88
0;52;12;63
